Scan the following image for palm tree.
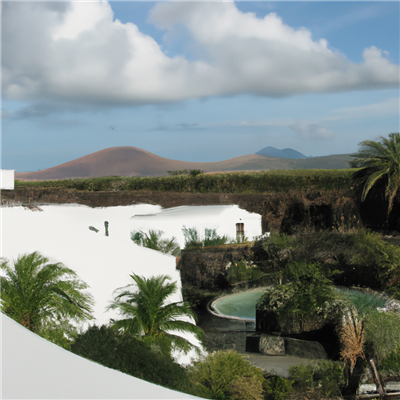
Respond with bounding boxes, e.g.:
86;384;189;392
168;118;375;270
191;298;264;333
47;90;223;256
351;132;400;223
1;252;94;347
107;274;202;355
131;229;181;256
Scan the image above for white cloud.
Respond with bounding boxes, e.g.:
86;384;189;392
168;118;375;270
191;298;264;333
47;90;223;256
326;97;400;121
2;1;399;106
288;122;334;140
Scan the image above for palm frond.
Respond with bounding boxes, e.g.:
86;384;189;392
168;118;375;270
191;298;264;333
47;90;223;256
352;133;400;220
107;273;202;355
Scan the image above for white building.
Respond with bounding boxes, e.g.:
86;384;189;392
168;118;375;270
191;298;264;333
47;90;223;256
1;314;202;399
0;169;15;190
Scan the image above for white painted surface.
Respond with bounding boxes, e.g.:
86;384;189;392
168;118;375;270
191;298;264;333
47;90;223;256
1;313;202;399
0;204;262;365
0;169;15;190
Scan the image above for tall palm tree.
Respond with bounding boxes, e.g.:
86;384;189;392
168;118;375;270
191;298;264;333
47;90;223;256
1;252;94;347
107;274;202;355
351;132;400;222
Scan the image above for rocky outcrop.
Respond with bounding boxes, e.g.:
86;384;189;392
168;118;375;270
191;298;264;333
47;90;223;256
246;333;328;359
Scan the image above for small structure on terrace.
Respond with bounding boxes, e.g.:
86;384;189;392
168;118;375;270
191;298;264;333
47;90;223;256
1;169;15;190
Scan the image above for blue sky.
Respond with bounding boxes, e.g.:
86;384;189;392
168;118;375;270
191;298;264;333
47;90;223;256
1;1;399;172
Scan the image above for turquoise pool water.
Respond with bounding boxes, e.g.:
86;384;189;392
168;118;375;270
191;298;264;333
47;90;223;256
212;289;265;320
212;287;387;321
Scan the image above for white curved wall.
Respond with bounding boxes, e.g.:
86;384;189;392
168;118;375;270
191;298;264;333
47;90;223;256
1;314;201;399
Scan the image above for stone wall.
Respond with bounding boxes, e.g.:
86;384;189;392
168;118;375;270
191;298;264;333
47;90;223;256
178;245;254;290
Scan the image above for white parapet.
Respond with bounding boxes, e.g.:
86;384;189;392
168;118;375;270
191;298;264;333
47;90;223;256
0;169;15;190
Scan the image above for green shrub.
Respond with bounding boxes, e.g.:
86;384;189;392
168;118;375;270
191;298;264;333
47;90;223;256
182;226;201;248
289;360;345;397
263;376;293;400
258;262;336;320
182;226;230;249
289;363;315;392
379;347;400;378
188;350;264;400
71;325;190;392
351;230;400;290
363;312;400;363
203;228;229;247
226;260;264;284
313;360;345;397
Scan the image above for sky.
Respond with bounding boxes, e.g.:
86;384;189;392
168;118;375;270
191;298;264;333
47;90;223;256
1;1;399;172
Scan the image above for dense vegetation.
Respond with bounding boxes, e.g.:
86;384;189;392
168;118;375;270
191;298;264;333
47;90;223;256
187;350;265;400
253;230;400;396
71;325;191;392
14;169;353;193
253;230;400;298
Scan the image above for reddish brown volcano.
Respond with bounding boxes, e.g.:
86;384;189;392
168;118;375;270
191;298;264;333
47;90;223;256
15;146;352;180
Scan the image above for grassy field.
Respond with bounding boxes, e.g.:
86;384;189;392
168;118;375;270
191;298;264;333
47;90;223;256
15;169;355;194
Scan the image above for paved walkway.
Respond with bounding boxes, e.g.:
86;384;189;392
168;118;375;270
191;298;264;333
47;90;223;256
239;352;313;378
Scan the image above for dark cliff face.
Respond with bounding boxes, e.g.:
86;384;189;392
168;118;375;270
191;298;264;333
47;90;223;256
2;187;398;232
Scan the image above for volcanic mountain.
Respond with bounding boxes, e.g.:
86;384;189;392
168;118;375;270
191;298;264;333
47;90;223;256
256;146;309;159
15;146;353;180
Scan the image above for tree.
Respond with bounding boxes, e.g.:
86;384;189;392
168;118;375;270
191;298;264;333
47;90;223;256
0;252;94;348
187;350;265;400
131;229;180;256
106;274;203;356
257;262;336;333
351;132;400;223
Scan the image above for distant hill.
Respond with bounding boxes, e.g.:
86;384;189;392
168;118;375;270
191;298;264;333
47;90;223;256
15;146;353;180
256;146;308;159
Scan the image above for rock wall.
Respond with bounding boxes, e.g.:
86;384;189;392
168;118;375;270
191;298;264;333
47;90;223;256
246;333;328;359
179;245;254;290
2;187;374;232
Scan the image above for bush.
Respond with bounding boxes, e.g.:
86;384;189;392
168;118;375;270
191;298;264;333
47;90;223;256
351;230;400;290
363;312;400;363
226;260;264;284
70;325;190;392
263;376;293;400
379;347;400;379
182;226;230;249
314;360;346;397
257;262;336;320
289;360;345;397
289;363;315;392
187;350;265;400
